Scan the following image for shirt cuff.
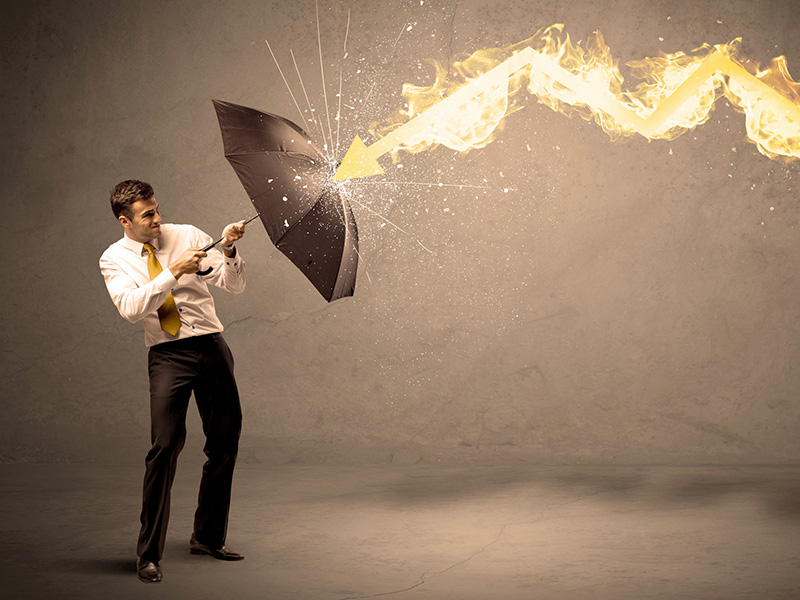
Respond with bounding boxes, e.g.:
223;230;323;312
224;252;242;269
153;268;177;292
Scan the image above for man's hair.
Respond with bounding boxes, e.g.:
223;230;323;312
110;180;154;219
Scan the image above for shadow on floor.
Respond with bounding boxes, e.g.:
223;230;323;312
321;465;800;518
52;557;137;575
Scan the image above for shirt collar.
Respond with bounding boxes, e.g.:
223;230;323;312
118;232;162;256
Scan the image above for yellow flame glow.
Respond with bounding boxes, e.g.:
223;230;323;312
369;24;800;162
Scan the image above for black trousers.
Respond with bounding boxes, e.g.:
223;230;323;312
137;333;242;562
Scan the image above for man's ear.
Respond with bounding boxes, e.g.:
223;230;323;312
118;215;131;229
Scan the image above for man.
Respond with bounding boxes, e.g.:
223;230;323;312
100;180;248;583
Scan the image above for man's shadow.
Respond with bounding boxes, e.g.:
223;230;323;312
53;557;137;575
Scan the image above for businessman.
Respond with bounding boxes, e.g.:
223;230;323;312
100;180;248;583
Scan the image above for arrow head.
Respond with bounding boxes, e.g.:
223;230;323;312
333;136;385;181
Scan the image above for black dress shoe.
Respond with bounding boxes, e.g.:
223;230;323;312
189;535;245;561
136;558;163;583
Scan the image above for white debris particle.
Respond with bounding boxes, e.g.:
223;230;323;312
716;19;723;24
294;175;301;180
503;188;509;193
397;164;403;169
761;221;765;225
526;143;531;151
732;147;737;152
658;37;664;42
728;173;732;178
770;206;775;211
443;208;450;212
667;16;671;20
406;24;413;31
284;219;289;227
751;184;756;189
282;196;288;201
669;148;673;155
499;171;504;177
555;145;560;150
268;178;274;183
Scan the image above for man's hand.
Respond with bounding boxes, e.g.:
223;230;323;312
169;248;208;279
222;220;247;247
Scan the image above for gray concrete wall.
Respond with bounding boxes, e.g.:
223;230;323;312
1;0;799;465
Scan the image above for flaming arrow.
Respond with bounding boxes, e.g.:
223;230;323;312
334;46;800;181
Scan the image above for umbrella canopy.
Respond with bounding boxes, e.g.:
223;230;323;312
212;99;358;301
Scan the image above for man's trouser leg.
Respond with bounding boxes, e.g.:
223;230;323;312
137;342;195;562
191;333;242;548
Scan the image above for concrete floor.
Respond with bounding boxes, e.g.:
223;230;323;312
1;462;799;600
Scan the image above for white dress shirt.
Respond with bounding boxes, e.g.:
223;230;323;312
100;223;246;347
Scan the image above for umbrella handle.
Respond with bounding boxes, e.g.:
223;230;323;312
197;214;260;276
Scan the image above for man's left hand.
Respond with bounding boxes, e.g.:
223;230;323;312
222;220;247;247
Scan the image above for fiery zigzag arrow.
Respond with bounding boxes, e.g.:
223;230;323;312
334;47;800;181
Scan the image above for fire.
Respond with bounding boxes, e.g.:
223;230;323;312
368;24;800;162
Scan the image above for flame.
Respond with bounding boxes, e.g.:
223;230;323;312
369;24;800;162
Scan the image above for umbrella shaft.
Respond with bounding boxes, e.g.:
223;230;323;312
201;214;260;252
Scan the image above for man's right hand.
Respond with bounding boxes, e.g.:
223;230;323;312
169;248;208;279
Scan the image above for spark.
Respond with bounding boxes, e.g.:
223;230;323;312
336;7;351;157
316;0;334;156
290;49;326;147
347;197;434;254
336;65;344;157
357;22;410;123
350;180;515;191
350;241;372;284
264;38;307;130
343;7;350;55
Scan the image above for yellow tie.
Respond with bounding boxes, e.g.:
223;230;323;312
143;243;181;336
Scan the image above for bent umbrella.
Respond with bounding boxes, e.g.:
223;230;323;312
213;99;358;301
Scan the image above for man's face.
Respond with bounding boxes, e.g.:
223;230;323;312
120;198;162;242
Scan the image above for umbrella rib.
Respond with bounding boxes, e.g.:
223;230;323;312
225;150;321;158
220;123;307;135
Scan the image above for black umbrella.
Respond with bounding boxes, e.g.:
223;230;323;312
212;99;358;301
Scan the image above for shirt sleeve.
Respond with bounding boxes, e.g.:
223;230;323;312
99;253;178;323
194;227;246;294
